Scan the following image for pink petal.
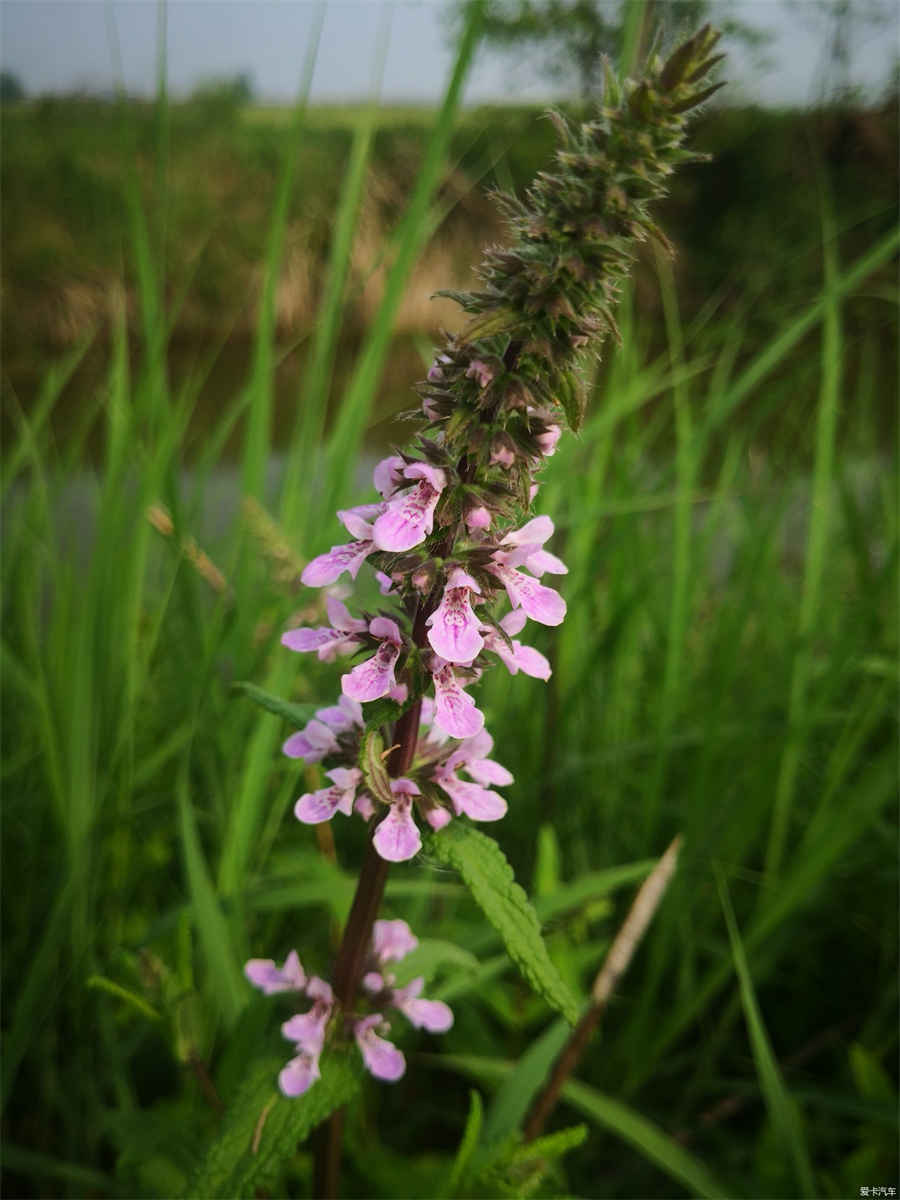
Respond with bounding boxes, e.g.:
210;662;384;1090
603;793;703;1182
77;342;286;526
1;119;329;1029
294;781;354;824
372;919;418;963
306;976;334;1004
337;507;379;540
301;540;372;587
354;1016;406;1082
432;664;484;739
341;641;400;702
375;570;395;595
369;616;402;644
327;766;362;790
393;980;454;1033
492;566;566;627
355;791;375;820
491;636;552;680
373;455;406;498
465;757;514;787
279;1052;320;1097
244;950;306;995
372;481;441;553
426;588;484;664
404;462;447;491
437;776;507;822
536;424;561;455
424;804;452;830
326;595;368;633
502;515;554;547
390;777;420;797
499;609;527;637
282;719;338;761
373;799;422;863
525;549;568;576
465;504;492;530
280;626;337;653
281;1002;330;1056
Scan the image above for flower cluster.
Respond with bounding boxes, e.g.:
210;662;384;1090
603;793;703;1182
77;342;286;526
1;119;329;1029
245;920;451;1097
247;25;722;1097
280;449;563;860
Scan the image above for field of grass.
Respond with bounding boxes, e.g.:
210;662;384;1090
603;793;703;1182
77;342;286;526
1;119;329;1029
2;18;898;1200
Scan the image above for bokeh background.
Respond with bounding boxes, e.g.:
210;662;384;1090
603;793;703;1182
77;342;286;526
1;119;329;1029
2;1;898;1197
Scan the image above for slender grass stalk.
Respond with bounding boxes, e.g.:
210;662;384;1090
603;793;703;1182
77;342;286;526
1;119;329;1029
765;182;842;880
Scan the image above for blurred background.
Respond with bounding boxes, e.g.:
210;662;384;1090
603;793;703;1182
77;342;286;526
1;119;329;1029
2;1;898;1197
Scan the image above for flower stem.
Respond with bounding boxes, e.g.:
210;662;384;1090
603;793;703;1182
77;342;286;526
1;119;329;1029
314;695;424;1198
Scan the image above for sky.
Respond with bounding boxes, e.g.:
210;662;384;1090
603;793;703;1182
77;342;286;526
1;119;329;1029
1;0;897;107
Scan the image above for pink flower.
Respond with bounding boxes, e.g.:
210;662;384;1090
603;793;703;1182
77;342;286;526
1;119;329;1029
300;539;373;587
372;464;446;553
281;596;367;662
244;950;306;995
373;778;422;863
342;618;403;703
278;977;334;1097
482;609;551;680
313;694;364;733
353;1015;405;1082
426;568;484;663
431;659;484;739
282;718;339;762
294;766;362;824
361;922;454;1034
446;728;514;787
391;978;453;1032
372;918;418;964
489;561;566;626
500;515;568;577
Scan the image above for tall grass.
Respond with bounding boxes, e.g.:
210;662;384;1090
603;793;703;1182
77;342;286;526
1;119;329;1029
2;17;897;1200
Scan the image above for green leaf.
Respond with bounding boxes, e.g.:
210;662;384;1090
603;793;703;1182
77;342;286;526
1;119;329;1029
507;1122;587;1166
232;682;316;728
556;368;586;432
362;692;414;733
443;1090;483;1197
482;1018;569;1148
435;1054;729;1199
186;1051;361;1199
716;868;816;1198
424;822;580;1025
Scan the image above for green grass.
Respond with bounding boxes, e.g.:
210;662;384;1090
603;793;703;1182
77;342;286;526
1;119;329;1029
2;20;898;1200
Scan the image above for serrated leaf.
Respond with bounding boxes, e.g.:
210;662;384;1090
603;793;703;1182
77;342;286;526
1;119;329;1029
233;682;316;728
424;822;580;1025
508;1122;587;1166
186;1051;361;1199
362;692;414;733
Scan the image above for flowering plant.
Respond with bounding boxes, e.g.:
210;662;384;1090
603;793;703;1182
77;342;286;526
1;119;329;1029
240;24;722;1196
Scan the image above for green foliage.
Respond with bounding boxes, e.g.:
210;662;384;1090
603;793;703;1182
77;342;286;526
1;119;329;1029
187;1051;361;1198
232;681;317;727
425;822;582;1025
